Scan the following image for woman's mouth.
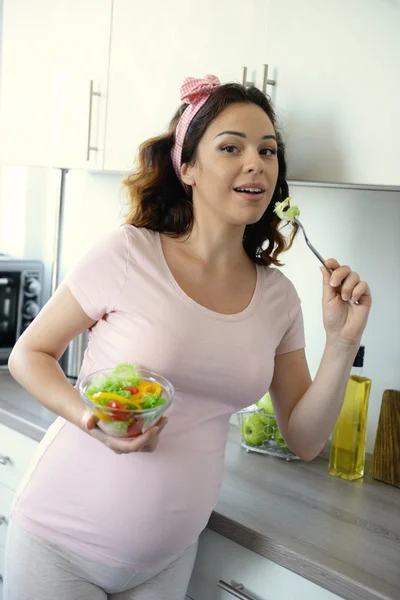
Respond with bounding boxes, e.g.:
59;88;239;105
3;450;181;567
234;187;265;201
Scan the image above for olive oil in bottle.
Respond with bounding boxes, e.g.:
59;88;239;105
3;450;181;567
329;346;372;481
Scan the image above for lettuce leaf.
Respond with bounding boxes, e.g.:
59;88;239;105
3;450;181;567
141;394;167;409
110;362;141;387
85;363;141;397
274;197;300;223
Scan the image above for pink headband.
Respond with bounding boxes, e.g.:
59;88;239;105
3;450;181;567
171;74;220;189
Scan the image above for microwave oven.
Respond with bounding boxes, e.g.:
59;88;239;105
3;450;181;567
0;257;44;366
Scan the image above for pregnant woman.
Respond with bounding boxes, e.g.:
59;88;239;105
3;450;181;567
4;75;371;599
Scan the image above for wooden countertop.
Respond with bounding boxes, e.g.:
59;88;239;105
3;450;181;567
1;370;399;600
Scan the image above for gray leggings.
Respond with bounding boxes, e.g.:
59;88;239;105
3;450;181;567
3;520;198;600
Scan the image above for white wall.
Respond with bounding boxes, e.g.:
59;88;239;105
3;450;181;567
280;184;400;453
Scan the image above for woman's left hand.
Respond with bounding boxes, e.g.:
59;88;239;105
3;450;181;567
321;258;372;345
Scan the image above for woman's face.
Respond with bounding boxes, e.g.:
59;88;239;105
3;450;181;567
181;102;279;227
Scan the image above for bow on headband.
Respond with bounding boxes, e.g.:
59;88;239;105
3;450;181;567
171;74;221;186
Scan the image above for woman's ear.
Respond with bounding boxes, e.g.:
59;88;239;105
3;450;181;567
181;162;195;187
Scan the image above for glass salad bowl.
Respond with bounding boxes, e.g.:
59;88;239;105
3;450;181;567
79;363;174;438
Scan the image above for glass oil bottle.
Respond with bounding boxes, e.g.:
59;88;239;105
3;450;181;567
329;346;372;481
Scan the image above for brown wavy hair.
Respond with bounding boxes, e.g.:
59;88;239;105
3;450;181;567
122;83;298;266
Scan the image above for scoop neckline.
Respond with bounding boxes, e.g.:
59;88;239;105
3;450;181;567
155;231;263;322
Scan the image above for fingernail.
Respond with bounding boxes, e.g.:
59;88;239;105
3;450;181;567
330;280;337;287
342;294;349;301
152;427;160;435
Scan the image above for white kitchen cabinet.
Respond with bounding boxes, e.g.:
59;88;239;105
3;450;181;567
0;0;111;169
0;425;39;589
0;424;39;492
104;0;270;171
0;483;13;585
264;0;400;187
187;529;343;600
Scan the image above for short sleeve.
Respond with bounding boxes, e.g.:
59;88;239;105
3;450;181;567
63;227;129;321
275;278;306;356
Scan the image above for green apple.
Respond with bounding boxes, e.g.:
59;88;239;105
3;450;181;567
241;414;268;446
259;413;276;441
274;428;288;449
256;392;274;416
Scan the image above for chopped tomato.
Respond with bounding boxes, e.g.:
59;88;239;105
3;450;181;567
107;399;128;421
127;418;145;437
123;386;139;395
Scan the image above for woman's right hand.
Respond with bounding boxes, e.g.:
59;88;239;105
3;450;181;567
81;412;168;454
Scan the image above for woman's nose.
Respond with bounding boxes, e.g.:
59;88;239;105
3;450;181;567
243;149;264;173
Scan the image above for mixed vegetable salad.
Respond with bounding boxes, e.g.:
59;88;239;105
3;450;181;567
84;362;168;436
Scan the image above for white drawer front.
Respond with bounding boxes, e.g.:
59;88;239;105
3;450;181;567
0;542;5;583
0;485;14;548
0;424;39;492
188;529;343;600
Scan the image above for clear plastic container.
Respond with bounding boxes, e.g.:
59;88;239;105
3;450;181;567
79;367;174;438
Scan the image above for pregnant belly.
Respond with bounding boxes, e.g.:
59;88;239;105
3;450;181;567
13;417;228;570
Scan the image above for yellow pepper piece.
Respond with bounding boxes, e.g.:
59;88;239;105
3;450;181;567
136;382;163;396
125;393;145;408
93;410;112;422
92;392;128;402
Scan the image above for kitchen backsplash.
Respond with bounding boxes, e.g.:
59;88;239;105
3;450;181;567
0;165;399;453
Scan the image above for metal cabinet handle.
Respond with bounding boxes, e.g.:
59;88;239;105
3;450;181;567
86;80;101;161
262;63;276;95
242;64;276;96
0;515;8;526
0;573;3;582
0;455;11;466
218;580;257;599
242;66;254;88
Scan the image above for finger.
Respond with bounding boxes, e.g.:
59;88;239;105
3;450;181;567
340;271;360;302
154;417;168;432
138;418;168;452
320;266;337;303
350;281;371;305
324;258;341;271
109;426;160;454
140;437;159;452
82;410;99;431
329;265;351;288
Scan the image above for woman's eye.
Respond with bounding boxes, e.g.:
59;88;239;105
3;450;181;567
222;145;239;154
260;148;277;157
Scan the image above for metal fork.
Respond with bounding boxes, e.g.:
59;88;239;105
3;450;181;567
294;217;333;274
294;216;359;305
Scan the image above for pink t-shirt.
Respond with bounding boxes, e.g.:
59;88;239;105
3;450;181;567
11;226;305;571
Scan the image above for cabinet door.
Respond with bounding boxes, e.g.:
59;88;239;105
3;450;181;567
0;543;4;592
187;529;343;600
104;0;270;172
0;484;14;549
0;424;39;492
0;0;111;169
264;0;400;187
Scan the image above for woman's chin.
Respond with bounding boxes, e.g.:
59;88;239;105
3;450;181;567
231;206;267;226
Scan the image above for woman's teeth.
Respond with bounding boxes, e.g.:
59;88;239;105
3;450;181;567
235;188;263;194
